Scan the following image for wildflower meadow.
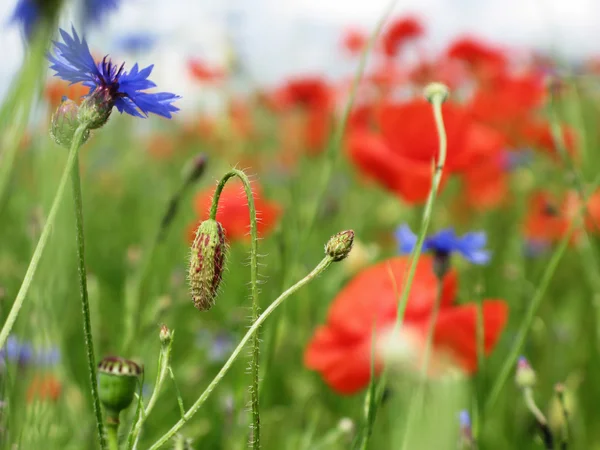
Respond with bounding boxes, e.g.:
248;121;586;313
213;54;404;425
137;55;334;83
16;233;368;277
1;1;600;449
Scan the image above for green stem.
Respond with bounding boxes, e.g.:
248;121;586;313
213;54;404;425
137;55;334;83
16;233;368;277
129;335;173;449
0;125;89;349
71;146;106;450
357;87;448;449
148;256;334;450
399;282;443;450
209;169;261;448
485;222;574;413
107;422;120;450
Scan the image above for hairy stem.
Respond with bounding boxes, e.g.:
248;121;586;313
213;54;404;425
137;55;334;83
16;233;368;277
0;124;89;350
130;334;174;449
71;148;106;449
148;256;334;450
209;169;261;448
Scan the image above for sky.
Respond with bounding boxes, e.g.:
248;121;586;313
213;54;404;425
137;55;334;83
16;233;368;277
1;0;600;112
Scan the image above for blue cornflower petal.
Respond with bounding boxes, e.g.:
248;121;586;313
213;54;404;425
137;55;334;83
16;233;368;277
11;0;39;38
83;0;121;24
48;27;180;121
395;224;418;254
395;225;491;266
459;410;471;428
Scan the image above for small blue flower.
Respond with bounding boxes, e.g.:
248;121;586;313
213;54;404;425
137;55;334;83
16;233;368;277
459;410;471;429
48;27;180;120
116;32;156;54
0;336;34;366
395;224;491;265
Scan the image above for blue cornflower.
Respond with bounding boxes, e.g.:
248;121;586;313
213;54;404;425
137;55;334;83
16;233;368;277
12;0;120;38
48;27;179;127
0;336;34;366
396;224;491;265
115;32;156;54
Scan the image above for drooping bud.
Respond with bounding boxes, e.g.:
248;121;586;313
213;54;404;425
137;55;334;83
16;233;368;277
325;230;355;261
515;356;536;389
424;82;449;104
97;356;142;422
50;97;89;148
182;154;208;187
189;219;227;311
78;87;114;129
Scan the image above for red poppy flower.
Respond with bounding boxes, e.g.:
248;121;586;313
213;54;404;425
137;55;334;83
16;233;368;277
27;374;62;403
522;121;578;159
189;180;281;243
305;256;508;394
188;59;225;83
381;16;424;58
446;37;506;82
341;28;367;55
469;73;545;146
346;99;506;205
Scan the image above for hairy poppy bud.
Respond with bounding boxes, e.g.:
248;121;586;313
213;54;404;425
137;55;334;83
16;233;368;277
78;87;114;129
97;356;142;422
326;230;355;261
424;82;449;104
189;219;227;311
50;97;89;148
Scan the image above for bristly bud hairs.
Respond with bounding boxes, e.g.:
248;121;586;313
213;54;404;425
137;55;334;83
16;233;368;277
188;219;227;311
326;230;355;261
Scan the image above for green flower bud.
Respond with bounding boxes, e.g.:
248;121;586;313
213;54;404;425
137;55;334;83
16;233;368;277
50;97;89;148
97;356;142;421
159;324;173;345
515;356;536;389
325;230;355;261
424;82;450;104
189;219;227;311
78;88;114;129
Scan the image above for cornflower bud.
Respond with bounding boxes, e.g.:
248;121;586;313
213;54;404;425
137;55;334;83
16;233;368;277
50;97;89;148
78;87;114;129
515;356;536;389
189;219;227;310
326;230;355;262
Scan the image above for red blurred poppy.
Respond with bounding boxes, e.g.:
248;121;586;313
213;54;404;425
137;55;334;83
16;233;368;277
522;121;578;159
189;180;281;243
381;16;424;58
305;256;508;394
45;80;88;109
469;73;545;146
408;58;467;89
273;77;333;154
146;133;176;159
346;99;506;205
27;374;62;403
446;37;506;82
341;28;367;55
188;59;225;83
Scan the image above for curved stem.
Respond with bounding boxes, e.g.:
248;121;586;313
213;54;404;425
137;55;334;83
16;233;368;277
0;124;89;349
209;169;260;447
148;256;334;450
71;146;106;449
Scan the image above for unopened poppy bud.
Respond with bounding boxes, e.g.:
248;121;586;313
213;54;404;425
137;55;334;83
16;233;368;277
189;219;227;311
50;97;89;148
97;356;142;422
159;324;173;345
326;230;355;261
182;154;208;187
515;356;536;388
424;82;449;104
78;87;114;129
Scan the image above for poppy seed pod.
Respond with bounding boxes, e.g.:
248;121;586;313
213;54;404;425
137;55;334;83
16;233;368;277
325;230;355;261
50;97;89;148
189;219;227;311
97;356;142;421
